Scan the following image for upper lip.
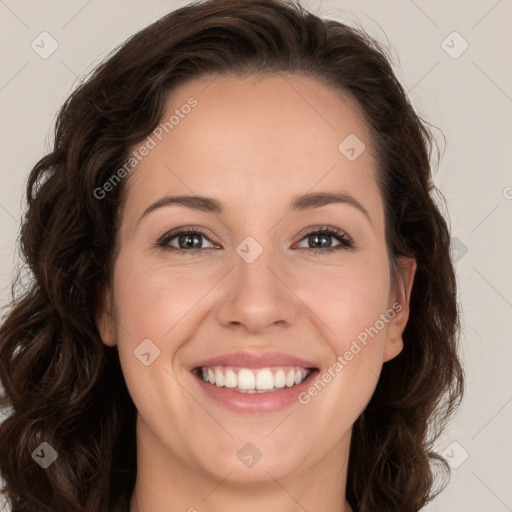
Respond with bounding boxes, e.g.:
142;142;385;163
190;351;318;370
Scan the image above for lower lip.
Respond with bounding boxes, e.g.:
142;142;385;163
193;371;318;413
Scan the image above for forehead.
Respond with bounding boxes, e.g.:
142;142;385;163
122;73;381;226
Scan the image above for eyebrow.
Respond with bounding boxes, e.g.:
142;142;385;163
138;191;371;224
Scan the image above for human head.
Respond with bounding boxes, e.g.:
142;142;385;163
0;1;463;511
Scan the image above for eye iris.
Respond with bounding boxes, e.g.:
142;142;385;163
179;233;202;249
309;233;331;248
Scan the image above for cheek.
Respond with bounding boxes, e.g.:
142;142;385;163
112;253;212;340
109;256;214;434
109;254;225;405
295;252;392;407
298;251;392;344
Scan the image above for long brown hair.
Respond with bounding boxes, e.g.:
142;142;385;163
0;1;464;510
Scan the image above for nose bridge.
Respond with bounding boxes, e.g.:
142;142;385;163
216;233;297;333
235;235;278;291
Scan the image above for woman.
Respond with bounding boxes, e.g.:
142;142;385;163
0;0;464;511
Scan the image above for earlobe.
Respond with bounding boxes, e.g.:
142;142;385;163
95;285;117;347
383;337;403;362
383;257;417;362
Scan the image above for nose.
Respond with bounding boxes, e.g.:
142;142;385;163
216;244;300;336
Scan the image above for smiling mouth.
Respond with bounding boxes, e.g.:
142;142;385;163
193;366;315;393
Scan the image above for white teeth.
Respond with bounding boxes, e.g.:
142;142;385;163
214;368;224;387
285;369;296;387
255;368;274;390
237;369;255;390
224;369;237;388
274;369;286;388
199;366;311;392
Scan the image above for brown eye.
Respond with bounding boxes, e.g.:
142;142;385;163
157;228;216;252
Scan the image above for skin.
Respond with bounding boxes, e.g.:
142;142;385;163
96;73;416;512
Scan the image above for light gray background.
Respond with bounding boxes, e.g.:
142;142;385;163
0;1;511;511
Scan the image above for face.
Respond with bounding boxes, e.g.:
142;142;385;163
97;73;415;488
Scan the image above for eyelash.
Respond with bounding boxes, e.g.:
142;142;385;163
155;225;354;255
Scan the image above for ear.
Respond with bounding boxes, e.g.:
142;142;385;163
95;283;117;347
383;257;416;362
